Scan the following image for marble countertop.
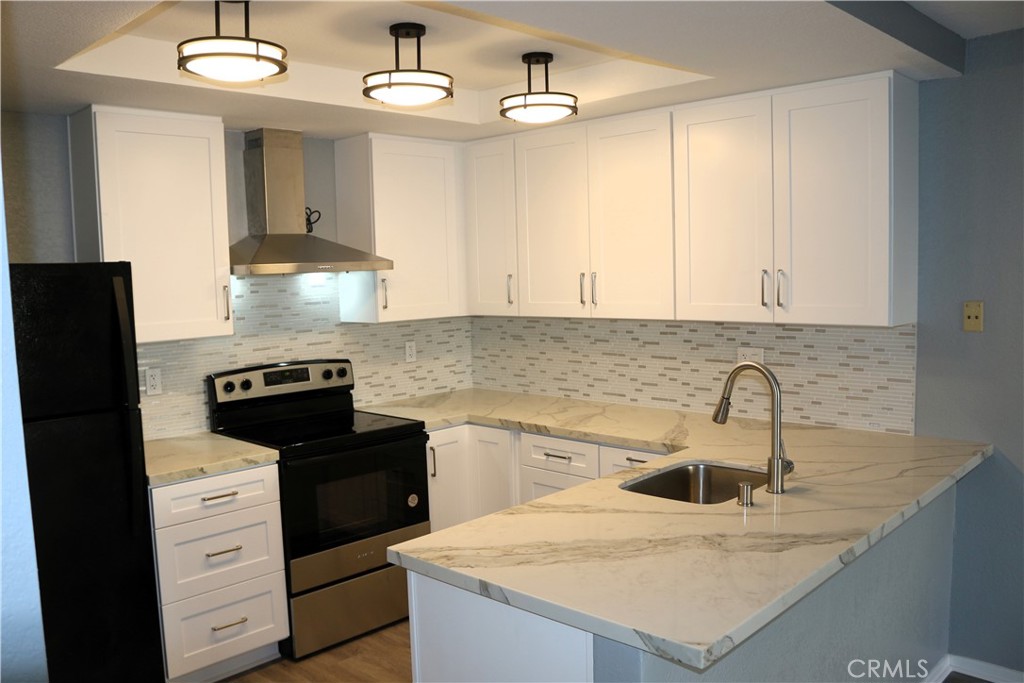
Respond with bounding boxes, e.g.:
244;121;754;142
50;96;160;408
145;432;278;486
381;389;991;671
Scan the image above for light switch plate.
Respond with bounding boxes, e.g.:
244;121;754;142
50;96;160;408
963;301;984;333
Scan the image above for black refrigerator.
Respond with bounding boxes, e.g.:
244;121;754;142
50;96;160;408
9;262;164;682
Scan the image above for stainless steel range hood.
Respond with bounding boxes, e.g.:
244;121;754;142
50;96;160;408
230;128;393;275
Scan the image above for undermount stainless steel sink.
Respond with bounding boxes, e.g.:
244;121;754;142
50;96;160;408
621;462;768;504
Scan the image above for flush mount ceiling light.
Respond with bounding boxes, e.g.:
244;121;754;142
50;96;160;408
363;23;454;107
500;52;578;124
177;1;287;83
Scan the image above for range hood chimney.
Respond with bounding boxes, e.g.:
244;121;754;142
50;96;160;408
230;128;393;275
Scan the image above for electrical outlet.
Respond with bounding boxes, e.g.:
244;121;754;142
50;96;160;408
963;300;984;333
145;367;163;395
405;341;417;363
737;347;764;363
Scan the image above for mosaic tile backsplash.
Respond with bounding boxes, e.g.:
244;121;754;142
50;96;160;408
137;274;916;438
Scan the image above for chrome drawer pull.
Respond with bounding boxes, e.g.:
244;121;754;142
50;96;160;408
382;278;389;310
205;544;242;559
543;451;572;462
211;616;248;632
201;490;239;503
223;285;231;321
507;274;514;305
591;272;597;306
760;269;769;308
579;273;586;305
776;269;785;308
625;456;648;464
429;446;437;477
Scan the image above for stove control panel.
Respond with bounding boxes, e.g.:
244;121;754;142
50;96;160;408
209;359;354;404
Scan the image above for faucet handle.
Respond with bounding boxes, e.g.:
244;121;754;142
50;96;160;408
780;439;795;474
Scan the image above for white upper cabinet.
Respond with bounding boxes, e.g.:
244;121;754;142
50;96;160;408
673;73;918;327
514;127;591;317
587;113;674;320
772;75;917;326
674;98;774;323
335;134;464;323
464;138;519;316
70;106;233;342
514;113;674;319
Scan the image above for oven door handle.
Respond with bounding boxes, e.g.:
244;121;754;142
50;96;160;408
429;446;437;477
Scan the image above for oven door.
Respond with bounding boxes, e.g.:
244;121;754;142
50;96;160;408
279;432;429;560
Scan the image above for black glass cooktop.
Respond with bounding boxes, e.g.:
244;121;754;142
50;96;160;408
220;410;424;456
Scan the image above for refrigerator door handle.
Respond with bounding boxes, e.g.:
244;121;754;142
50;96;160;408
112;275;141;407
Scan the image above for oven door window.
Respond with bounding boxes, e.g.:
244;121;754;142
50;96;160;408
280;434;429;559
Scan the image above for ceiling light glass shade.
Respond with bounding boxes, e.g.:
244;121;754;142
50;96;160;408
363;23;453;107
500;52;578;124
499;92;579;124
363;69;454;106
176;2;287;84
177;37;287;82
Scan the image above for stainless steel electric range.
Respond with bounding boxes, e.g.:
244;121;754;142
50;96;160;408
206;359;430;659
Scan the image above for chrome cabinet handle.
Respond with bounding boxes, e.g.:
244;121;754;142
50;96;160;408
776;269;785;308
591;272;597;306
543;451;572;462
381;278;389;310
223;285;231;321
579;273;586;305
429;446;437;477
201;490;239;503
761;270;770;309
625;456;648;464
206;544;242;559
211;616;248;632
507;274;514;305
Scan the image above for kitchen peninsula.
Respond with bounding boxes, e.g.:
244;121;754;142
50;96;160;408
377;389;990;682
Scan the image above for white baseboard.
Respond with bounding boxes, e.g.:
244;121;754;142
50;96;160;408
947;654;1024;683
926;655;954;683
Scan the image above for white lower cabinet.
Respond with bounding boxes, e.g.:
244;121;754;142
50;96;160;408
151;464;288;680
427;425;514;532
518;434;599;503
519;435;666;503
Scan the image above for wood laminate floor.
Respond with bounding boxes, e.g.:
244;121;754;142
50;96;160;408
227;621;412;683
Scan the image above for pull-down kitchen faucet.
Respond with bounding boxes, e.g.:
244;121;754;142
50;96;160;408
712;360;794;494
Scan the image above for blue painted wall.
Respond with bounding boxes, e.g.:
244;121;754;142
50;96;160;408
916;28;1024;670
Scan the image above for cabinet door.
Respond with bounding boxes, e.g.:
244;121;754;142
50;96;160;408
588;113;674;320
518;466;590;504
515;128;591;317
90;109;233;342
465;139;519;315
465;426;514;517
674;98;774;323
772;78;891;325
426;427;470;532
370;138;463;322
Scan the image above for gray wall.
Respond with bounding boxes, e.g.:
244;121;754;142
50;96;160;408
0;112;73;263
916;29;1024;670
0;161;49;680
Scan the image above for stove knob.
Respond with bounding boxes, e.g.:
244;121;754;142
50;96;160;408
240;379;253;391
337;366;348;378
223;381;236;394
322;369;334;381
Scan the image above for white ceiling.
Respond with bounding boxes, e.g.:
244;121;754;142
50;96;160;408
2;1;1021;141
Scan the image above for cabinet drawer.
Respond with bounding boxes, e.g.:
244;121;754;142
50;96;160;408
598;446;665;476
519;433;599;479
155;503;284;604
162;571;288;679
151;464;279;528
